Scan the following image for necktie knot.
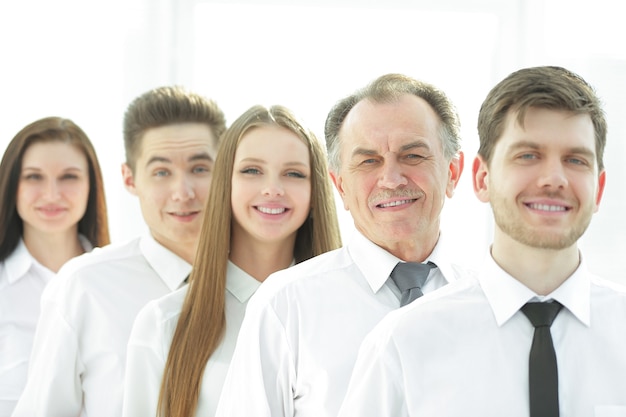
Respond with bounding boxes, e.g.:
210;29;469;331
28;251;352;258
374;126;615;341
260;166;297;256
521;301;562;328
390;261;436;306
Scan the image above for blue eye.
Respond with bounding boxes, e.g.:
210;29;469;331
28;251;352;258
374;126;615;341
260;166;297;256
241;168;261;175
192;165;210;174
566;157;586;165
286;171;306;178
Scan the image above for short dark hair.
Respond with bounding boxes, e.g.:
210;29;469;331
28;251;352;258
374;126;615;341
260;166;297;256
477;66;607;170
123;86;226;171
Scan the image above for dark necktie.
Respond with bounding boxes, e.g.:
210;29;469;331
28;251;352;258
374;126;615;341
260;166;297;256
390;261;436;306
521;301;563;417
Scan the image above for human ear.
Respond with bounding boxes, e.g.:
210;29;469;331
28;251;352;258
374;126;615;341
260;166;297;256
329;169;349;211
121;163;138;196
445;151;464;198
593;169;607;212
472;155;490;203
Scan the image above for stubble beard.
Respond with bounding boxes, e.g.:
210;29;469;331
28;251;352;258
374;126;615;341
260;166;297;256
490;194;593;250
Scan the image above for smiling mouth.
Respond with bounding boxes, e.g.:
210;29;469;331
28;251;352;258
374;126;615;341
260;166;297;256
377;199;416;208
526;203;569;212
171;211;198;216
39;207;64;212
256;206;287;215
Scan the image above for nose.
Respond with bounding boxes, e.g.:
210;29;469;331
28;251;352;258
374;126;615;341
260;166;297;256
171;175;196;201
377;160;408;189
537;158;568;190
262;175;285;197
45;179;61;199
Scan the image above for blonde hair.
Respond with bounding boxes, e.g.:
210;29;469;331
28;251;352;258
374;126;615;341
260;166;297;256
158;105;342;416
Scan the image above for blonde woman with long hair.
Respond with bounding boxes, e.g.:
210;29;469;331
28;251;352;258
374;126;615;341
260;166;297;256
122;104;342;417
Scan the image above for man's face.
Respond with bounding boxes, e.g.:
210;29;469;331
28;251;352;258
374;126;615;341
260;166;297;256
473;107;605;250
122;123;217;259
330;94;462;257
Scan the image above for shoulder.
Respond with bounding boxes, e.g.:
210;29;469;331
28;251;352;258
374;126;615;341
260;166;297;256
591;274;626;292
381;275;483;334
143;284;188;325
130;285;188;345
448;262;479;280
250;246;351;302
590;274;626;305
43;238;144;298
60;238;142;275
0;259;8;288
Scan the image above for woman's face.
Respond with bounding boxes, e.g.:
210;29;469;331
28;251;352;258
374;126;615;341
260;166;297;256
17;141;90;237
230;125;312;247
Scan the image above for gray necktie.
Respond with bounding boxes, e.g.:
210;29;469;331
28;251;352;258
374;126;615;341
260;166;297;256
390;261;437;306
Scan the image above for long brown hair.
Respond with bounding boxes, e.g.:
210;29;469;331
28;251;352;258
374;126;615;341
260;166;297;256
0;117;110;261
157;105;342;416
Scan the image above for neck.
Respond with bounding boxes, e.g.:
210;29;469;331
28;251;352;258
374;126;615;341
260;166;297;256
378;232;440;263
491;232;580;295
229;236;295;282
172;242;197;265
22;226;85;273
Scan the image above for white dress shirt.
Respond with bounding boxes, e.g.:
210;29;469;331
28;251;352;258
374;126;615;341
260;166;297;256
11;235;190;417
122;261;261;417
0;237;91;417
338;253;626;417
214;230;466;417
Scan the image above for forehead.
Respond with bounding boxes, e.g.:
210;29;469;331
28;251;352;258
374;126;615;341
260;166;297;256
235;125;310;163
23;141;86;164
340;94;441;151
498;107;596;151
137;123;217;162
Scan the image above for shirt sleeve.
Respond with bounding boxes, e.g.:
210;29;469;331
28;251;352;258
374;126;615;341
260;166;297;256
215;296;295;417
337;322;408;417
122;301;165;417
11;276;84;417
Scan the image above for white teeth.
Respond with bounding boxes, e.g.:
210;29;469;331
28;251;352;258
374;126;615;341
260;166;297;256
528;203;567;212
257;206;286;214
379;199;412;208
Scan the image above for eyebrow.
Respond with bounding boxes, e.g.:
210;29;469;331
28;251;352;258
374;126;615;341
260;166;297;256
350;140;431;159
509;141;596;157
145;152;214;166
237;157;309;167
21;166;85;172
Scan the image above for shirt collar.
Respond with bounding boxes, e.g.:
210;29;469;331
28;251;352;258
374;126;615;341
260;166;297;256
140;234;191;291
4;236;92;285
4;239;35;285
348;229;447;294
479;251;591;327
226;260;262;303
423;231;457;284
547;255;590;326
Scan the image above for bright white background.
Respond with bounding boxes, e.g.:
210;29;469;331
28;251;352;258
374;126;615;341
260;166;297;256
0;0;624;282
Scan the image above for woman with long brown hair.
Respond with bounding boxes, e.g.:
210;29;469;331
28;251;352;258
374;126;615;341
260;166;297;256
0;117;109;416
122;104;341;417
